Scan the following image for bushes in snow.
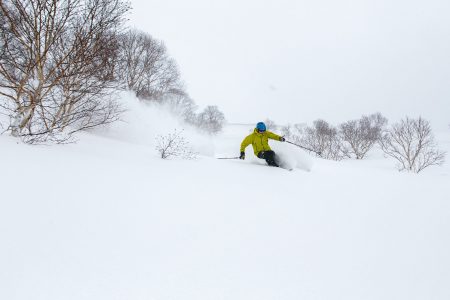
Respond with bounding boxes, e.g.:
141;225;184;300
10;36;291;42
280;123;305;143
303;120;348;161
379;117;446;173
281;120;347;160
282;114;387;161
339;113;388;159
281;114;389;160
155;129;197;160
279;113;445;172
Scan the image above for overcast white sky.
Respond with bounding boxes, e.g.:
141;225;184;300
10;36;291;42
130;0;450;128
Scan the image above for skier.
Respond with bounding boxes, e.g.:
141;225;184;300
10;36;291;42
239;122;285;167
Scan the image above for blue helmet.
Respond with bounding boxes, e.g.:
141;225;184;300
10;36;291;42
256;122;266;132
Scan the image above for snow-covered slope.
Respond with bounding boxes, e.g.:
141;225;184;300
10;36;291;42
1;95;449;300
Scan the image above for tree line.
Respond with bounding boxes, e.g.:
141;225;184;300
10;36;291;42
268;113;446;173
0;0;225;143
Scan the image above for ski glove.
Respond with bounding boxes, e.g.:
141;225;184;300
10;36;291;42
239;152;245;160
279;137;286;142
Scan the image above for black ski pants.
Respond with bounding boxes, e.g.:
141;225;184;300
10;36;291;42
257;150;279;167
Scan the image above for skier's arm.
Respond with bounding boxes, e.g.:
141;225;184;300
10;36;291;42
240;134;253;152
267;131;283;141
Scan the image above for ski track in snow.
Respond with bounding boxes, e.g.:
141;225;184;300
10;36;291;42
1;95;450;300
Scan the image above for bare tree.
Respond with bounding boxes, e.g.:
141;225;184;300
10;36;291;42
0;0;129;142
339;112;388;159
155;129;197;159
196;105;225;135
379;117;446;173
301;119;348;160
159;88;198;124
116;29;181;101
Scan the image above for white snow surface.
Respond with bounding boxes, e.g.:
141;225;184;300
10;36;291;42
1;94;449;300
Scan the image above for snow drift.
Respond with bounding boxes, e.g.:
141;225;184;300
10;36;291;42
94;91;214;156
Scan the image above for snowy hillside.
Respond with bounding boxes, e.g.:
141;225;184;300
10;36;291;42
1;95;449;300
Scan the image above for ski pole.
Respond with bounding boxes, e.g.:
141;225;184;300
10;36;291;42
286;141;322;156
217;156;240;160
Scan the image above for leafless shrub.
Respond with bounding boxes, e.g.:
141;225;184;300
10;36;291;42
0;0;130;143
301;119;348;160
116;29;181;101
264;118;277;131
339;112;388;159
155;129;197;159
379;117;446;173
280;123;306;143
196;105;225;135
280;121;345;159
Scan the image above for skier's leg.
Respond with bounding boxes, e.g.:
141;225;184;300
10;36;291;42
257;151;269;163
263;150;279;167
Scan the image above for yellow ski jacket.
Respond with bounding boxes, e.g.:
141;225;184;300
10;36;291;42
240;129;283;156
